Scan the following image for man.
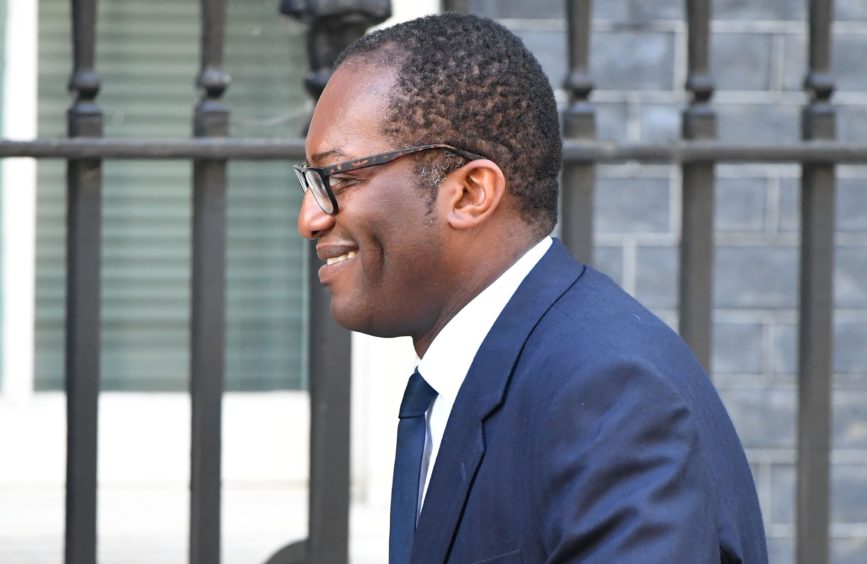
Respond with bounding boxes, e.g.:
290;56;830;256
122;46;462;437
296;12;767;564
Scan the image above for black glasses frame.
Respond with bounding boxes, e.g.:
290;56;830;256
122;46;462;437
294;143;487;215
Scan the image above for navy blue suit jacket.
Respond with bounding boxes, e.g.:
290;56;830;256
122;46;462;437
411;239;767;563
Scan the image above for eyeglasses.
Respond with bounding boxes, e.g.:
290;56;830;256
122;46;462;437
294;143;486;215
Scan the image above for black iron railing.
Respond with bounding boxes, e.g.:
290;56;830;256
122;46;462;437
189;1;230;562
0;0;857;563
64;1;102;562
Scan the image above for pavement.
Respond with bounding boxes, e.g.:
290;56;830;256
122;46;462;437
0;484;389;564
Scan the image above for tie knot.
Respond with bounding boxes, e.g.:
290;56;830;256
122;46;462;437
399;370;437;418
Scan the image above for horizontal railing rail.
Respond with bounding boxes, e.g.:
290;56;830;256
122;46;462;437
2;138;867;163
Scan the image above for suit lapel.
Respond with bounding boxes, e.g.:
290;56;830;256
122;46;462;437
410;239;585;563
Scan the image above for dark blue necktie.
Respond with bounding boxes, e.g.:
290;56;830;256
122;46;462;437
389;370;437;564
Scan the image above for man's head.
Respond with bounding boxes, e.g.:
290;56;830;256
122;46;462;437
338;13;561;234
336;13;561;234
297;13;561;354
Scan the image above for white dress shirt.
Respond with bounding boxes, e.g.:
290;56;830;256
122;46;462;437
415;236;552;509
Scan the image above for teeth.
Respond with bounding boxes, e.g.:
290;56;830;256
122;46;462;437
326;250;356;265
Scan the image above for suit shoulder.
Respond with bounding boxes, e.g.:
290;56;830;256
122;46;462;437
535;266;693;368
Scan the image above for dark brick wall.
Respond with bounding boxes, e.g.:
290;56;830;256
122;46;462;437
469;1;867;562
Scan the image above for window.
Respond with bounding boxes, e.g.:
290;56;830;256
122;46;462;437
35;0;310;391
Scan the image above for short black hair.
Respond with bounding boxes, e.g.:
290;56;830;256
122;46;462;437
335;13;561;235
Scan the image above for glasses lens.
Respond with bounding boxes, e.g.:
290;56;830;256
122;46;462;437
305;170;335;215
293;168;307;192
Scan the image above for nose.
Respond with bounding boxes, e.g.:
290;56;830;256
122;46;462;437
297;190;336;239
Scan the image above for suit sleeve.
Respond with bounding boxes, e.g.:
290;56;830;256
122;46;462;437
533;360;720;563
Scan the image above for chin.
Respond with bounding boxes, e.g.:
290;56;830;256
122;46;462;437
329;300;408;339
329;301;360;331
329;299;375;335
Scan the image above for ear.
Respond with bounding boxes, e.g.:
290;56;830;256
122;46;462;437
442;159;506;229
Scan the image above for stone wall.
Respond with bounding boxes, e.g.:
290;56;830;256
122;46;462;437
468;0;867;562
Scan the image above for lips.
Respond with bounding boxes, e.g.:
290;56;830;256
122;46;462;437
316;243;358;284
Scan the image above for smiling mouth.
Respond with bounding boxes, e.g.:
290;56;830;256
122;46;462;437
326;250;357;265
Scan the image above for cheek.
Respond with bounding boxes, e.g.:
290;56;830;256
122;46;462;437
360;198;433;265
360;223;446;306
351;167;446;285
360;236;429;291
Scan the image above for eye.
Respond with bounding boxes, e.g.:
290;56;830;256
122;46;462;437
329;174;362;194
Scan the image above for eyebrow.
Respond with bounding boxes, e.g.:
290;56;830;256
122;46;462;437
309;148;348;164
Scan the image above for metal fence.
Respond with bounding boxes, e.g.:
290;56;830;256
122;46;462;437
1;0;865;563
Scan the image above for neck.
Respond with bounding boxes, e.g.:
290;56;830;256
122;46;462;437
411;232;544;357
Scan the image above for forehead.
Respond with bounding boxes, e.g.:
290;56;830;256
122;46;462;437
306;62;399;164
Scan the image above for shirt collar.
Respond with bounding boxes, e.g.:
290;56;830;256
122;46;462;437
418;236;552;404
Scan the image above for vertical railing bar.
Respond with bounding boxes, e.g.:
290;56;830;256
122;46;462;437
189;1;230;563
685;0;711;83
807;0;833;77
69;0;97;72
65;1;103;563
678;0;716;372
201;1;223;66
797;1;836;563
305;244;352;564
561;0;596;264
